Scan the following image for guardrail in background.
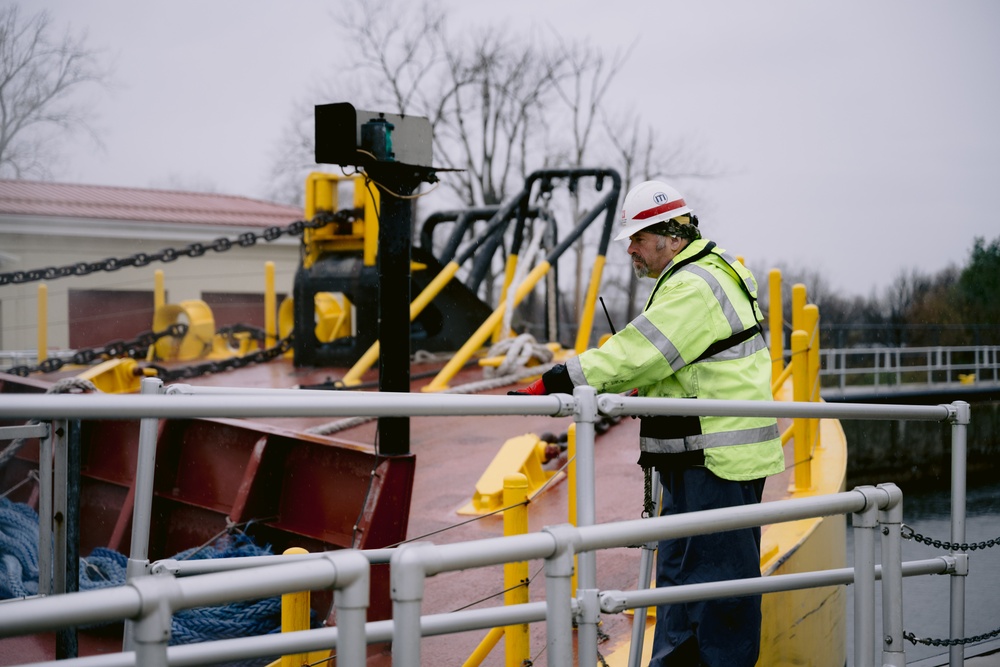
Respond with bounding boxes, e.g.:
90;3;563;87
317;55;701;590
820;345;1000;390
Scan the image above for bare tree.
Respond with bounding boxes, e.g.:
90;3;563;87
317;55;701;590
0;5;110;178
272;0;713;340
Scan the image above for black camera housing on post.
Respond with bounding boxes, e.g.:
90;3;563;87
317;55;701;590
314;103;433;168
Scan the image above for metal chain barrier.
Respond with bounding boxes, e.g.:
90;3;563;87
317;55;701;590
901;523;1000;552
904;627;1000;648
900;523;1000;647
145;334;294;383
5;323;190;376
0;211;352;286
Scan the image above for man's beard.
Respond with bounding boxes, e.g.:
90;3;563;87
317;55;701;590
632;255;652;279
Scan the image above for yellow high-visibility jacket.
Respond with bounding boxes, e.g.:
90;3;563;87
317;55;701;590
566;238;784;481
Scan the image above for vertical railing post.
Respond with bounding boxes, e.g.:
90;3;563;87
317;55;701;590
853;487;880;667
948;401;970;667
503;473;530;667
572;385;599;665
391;542;432;667
124;377;164;651
37;421;54;596
543;525;580;667
878;484;905;666
332;551;371;667
131;576;177;667
567;423;578;596
627;469;661;667
791;330;811;491
52;420;68;587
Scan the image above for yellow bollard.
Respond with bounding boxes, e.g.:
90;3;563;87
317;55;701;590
791;283;807;334
265;261;276;349
791;330;812;492
804;304;821;450
37;284;47;363
279;547;320;667
503;473;530;667
768;269;783;384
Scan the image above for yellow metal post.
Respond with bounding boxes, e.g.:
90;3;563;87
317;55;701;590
265;261;276;349
574;255;607;354
503;474;530;666
768;269;783;383
278;546;331;667
804;304;820;450
37;284;47;363
791;283;807;334
791;330;812;492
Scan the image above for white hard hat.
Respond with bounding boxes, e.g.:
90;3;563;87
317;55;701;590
615;180;693;241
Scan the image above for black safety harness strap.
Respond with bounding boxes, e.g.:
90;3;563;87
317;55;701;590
648;241;765;364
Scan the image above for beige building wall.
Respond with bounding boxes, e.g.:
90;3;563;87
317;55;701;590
0;216;301;355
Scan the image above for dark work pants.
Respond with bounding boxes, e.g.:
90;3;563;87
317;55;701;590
648;466;766;667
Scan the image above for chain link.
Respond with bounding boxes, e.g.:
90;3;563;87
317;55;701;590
0;211;354;286
898;523;1000;647
5;323;190;376
145;334;294;382
904;626;1000;648
901;524;1000;552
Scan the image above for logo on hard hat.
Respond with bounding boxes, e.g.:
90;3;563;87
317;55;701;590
653;192;668;204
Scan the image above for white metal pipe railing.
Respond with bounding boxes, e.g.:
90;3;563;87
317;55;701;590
0;485;941;667
0;387;972;666
0;552;371;667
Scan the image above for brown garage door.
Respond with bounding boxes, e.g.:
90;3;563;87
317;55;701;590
68;289;156;349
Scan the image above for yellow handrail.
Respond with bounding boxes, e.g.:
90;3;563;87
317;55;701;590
341;261;462;386
423;261;552;392
575;255;608;354
493;254;520;343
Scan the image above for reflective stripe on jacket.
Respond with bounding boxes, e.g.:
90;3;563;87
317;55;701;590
565;238;784;481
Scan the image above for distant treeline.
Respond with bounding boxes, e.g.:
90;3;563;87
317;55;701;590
770;235;1000;348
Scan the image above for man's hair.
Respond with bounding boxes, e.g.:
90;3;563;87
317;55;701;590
646;214;701;241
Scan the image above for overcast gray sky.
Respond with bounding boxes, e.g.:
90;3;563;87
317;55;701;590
15;0;1000;297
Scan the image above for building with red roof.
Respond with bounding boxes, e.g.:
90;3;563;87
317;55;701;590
0;180;304;358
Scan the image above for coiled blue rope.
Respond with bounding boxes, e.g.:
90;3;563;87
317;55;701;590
0;497;300;659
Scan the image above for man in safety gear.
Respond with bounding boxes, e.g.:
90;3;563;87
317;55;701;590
511;180;784;666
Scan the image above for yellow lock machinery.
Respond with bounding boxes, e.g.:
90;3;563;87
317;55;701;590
291;171;494;368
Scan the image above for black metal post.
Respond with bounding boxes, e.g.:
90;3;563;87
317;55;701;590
56;419;81;659
371;165;434;456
